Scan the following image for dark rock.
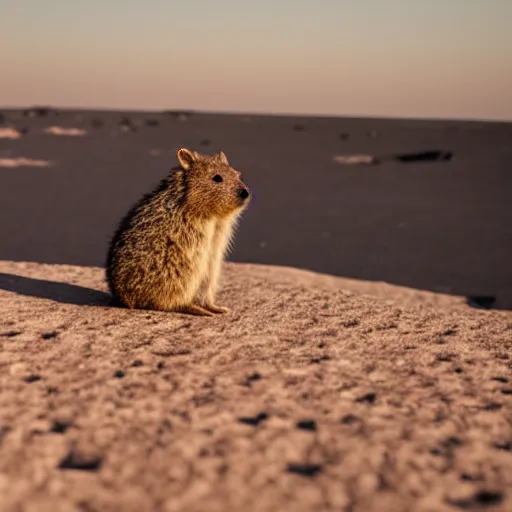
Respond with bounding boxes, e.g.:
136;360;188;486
51;420;72;434
394;150;453;163
447;490;502;509
58;448;103;471
238;412;268;426
2;330;21;337
24;374;41;383
482;402;502;411
355;392;376;404
493;440;512;452
296;419;316;431
287;463;322;477
340;414;359;424
242;371;262;387
310;354;331;364
466;295;496;310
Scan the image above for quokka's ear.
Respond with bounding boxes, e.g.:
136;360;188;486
218;151;229;165
177;148;197;170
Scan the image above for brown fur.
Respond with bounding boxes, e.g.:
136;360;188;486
105;148;250;316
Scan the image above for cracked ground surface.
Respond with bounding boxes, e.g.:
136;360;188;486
0;261;511;512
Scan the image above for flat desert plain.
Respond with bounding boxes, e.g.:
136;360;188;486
0;108;511;511
1;107;511;306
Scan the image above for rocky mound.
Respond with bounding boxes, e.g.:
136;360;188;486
0;261;510;512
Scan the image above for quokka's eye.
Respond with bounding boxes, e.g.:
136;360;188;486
212;175;223;183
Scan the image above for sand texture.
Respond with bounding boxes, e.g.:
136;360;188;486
1;260;511;512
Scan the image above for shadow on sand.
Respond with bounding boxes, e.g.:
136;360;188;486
0;273;112;307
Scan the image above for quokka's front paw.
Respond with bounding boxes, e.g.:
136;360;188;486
176;304;216;317
204;304;230;315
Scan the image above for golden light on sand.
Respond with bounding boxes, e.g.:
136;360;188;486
333;154;376;165
0;158;53;168
0;128;22;140
44;126;87;136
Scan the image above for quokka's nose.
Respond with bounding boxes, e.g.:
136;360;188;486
239;187;250;200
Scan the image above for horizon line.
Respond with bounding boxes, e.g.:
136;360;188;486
2;104;511;125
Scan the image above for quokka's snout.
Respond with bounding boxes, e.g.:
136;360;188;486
238;186;250;201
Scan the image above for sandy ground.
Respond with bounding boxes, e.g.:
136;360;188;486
1;260;511;512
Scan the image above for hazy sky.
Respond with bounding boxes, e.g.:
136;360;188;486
1;0;511;120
